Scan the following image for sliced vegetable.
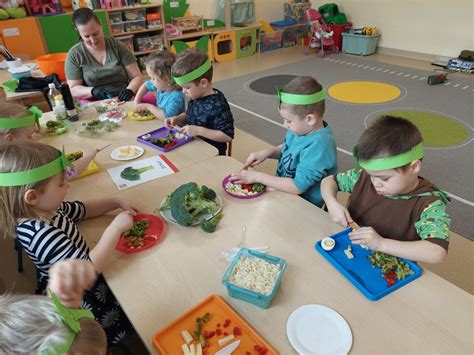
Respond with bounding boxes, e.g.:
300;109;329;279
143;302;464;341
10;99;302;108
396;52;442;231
181;330;193;345
217;334;235;347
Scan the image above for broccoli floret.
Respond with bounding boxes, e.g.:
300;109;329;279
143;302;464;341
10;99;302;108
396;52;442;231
120;166;154;181
170;182;219;226
159;194;172;210
201;212;223;233
200;185;216;200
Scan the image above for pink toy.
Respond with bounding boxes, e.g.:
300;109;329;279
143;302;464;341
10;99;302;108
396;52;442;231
304;8;337;57
28;0;63;15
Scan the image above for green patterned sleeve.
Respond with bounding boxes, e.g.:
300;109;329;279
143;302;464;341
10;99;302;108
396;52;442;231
335;169;362;193
415;200;451;242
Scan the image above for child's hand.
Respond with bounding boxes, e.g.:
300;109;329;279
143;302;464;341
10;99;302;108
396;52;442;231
82;147;98;162
48;259;97;308
246;150;272;167
115;198;140;215
326;201;353;227
110;211;134;234
180;125;201;137
164;116;177;127
349;227;384;251
135;103;151;112
231;169;261;184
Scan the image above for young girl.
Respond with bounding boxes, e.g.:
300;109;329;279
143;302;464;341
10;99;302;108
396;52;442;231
0;141;139;345
0;101;100;180
134;51;185;119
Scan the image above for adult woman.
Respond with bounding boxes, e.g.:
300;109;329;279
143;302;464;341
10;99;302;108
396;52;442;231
65;8;143;101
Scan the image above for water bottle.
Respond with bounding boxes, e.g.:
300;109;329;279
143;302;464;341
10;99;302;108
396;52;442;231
48;83;67;120
60;83;78;122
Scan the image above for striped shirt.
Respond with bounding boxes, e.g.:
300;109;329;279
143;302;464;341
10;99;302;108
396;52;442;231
16;201;90;285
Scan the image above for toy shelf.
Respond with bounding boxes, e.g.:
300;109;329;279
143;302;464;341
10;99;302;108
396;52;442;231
112;27;163;37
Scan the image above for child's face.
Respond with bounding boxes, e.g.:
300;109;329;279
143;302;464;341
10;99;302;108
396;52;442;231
34;172;70;213
180;81;207;100
365;164;420;197
146;66;169;91
279;108;318;136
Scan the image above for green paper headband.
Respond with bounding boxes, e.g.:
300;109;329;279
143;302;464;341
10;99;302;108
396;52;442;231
0;148;73;187
354;143;424;170
173;59;212;85
277;89;326;105
42;291;95;355
0;106;42;130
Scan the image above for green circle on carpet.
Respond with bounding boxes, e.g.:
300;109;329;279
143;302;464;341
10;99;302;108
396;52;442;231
369;110;470;147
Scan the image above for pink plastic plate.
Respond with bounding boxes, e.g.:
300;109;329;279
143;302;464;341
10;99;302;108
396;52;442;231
221;175;266;199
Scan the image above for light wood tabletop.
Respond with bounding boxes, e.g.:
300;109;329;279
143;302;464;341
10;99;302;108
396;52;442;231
39;103;218;199
0;63;44;103
77;156;473;354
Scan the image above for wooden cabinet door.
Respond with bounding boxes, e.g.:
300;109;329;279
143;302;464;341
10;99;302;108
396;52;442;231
0;17;47;59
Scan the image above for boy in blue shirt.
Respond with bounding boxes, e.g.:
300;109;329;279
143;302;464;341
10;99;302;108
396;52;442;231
134;51;185;119
166;48;234;155
232;76;337;207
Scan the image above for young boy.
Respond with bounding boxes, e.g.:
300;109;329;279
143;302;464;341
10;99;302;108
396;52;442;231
232;76;337;207
166;48;234;155
321;116;450;264
0;102;98;179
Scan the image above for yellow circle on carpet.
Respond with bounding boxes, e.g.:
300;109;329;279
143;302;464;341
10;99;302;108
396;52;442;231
328;81;401;104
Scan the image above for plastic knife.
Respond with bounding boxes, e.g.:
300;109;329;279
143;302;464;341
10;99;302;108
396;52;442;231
214;340;240;355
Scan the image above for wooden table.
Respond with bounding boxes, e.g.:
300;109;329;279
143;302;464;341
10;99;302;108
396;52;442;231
0;64;44;103
40;103;218;199
77;156;473;354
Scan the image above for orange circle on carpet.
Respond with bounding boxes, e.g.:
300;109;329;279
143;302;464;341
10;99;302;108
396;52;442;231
328;81;401;104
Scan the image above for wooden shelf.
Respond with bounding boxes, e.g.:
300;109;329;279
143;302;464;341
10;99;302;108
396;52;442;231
107;4;161;12
113;27;163;37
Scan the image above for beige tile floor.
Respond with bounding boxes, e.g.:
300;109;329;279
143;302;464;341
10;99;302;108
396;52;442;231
1;46;472;297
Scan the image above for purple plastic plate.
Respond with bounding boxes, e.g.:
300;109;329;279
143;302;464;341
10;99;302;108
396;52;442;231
137;127;193;152
221;175;266;199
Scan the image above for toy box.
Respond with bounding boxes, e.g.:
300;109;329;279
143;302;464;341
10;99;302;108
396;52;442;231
111;22;124;35
134;35;164;52
284;2;311;23
146;13;162;29
123;8;146;21
116;35;134;52
341;33;380;56
171;15;203;33
109;11;123;24
259;30;283;52
124;19;146;32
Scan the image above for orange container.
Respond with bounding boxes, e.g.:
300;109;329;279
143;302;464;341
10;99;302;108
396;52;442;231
35;53;68;81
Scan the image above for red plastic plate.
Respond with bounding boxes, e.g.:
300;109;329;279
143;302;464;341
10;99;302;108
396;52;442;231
115;213;165;254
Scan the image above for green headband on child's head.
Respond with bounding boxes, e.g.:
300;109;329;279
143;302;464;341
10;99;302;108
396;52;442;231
354;143;424;171
0;147;73;187
277;88;326;105
173;59;212;85
0;106;42;129
42;290;95;355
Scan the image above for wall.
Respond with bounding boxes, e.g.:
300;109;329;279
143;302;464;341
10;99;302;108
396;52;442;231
185;0;473;58
311;0;473;58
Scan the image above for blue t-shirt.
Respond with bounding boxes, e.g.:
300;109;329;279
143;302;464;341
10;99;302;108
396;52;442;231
145;80;185;118
186;88;234;155
276;121;338;207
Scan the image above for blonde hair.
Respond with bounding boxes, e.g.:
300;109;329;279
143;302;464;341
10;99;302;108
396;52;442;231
0;142;61;239
0;102;30;140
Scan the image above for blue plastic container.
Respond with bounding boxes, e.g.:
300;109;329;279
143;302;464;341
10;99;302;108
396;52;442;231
221;248;287;309
341;33;380;55
315;228;422;301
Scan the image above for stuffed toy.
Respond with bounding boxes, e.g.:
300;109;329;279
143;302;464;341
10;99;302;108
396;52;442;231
0;0;27;19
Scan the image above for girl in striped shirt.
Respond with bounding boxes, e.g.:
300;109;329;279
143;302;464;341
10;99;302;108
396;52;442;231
0;142;140;346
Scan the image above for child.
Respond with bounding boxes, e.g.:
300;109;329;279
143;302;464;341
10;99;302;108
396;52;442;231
0;101;99;180
0;141;139;345
167;48;234;155
0;259;107;354
321;116;450;264
134;51;185;119
232;76;337;207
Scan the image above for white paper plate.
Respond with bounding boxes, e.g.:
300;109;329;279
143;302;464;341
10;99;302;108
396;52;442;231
99;110;125;123
287;304;352;355
159;194;223;226
110;145;144;161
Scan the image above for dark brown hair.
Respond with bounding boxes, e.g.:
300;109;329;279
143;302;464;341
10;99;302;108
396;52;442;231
280;76;325;118
72;8;101;27
171;48;213;84
356;115;423;166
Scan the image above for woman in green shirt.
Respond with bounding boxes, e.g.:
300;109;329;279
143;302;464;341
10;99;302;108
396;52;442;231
65;8;143;101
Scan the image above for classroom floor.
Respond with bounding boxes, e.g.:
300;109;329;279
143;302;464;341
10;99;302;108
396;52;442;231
1;46;472;299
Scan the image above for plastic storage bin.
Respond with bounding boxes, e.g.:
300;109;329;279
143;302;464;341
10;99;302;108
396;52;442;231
342;33;380;56
221;248;287;309
111;22;125;35
134;35;163;53
284;2;311;23
123;8;146;21
124;20;146;32
116;35;134;52
260;30;283;52
109;11;123;24
146;13;162;29
328;22;352;52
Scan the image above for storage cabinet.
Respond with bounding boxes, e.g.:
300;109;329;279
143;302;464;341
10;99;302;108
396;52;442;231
0;17;47;59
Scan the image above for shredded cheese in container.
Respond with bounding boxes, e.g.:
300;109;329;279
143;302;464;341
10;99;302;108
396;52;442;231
229;256;281;296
